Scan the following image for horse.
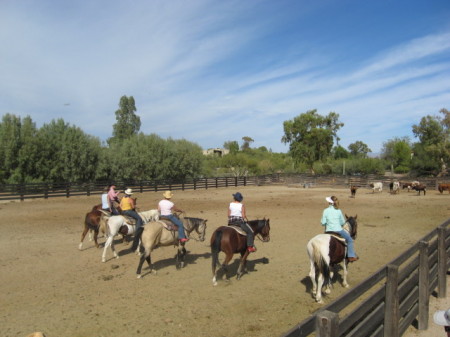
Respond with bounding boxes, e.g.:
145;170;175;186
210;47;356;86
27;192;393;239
135;215;208;278
350;185;358;198
306;215;358;303
101;209;161;263
389;181;400;194
79;205;109;250
438;183;450;194
412;184;427;196
210;219;271;286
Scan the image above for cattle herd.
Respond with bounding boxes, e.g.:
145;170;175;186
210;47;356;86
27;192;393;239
350;181;450;197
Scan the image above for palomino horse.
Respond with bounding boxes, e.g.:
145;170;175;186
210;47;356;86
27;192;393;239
306;215;358;303
210;219;271;286
101;209;160;263
135;216;208;278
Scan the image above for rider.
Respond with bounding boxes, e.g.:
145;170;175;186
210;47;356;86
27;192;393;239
101;187;109;212
228;192;256;253
321;196;358;262
107;184;121;215
120;189;144;251
158;191;188;243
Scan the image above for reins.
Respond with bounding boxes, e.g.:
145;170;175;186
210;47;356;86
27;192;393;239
254;219;270;242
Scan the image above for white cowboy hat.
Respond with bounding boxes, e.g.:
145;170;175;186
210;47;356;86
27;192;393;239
325;196;334;204
163;191;173;199
433;308;450;326
124;188;133;195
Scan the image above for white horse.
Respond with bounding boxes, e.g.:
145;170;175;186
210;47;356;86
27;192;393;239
306;215;358;303
101;209;159;263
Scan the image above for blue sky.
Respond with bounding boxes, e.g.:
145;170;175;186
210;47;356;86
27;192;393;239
1;0;450;153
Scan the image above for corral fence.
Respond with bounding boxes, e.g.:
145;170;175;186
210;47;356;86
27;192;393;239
280;219;450;337
0;174;448;201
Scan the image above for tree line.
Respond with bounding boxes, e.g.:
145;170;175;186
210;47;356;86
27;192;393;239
0;95;448;184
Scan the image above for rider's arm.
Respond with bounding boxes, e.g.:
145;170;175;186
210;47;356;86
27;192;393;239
172;204;183;213
241;204;248;221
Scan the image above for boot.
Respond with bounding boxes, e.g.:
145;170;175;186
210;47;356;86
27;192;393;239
131;227;144;251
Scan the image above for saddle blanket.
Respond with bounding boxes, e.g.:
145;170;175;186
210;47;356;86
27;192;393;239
157;219;178;232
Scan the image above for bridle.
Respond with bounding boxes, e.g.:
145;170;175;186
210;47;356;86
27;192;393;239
255;219;270;242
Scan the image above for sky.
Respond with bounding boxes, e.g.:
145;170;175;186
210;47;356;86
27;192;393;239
1;0;450;154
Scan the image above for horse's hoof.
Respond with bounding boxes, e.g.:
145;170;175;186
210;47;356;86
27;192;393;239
137;274;142;279
343;283;349;288
78;243;82;250
115;256;119;259
102;258;106;263
324;289;331;294
213;281;218;286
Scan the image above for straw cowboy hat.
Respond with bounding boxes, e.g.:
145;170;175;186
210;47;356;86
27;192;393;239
163;191;173;199
124;188;133;195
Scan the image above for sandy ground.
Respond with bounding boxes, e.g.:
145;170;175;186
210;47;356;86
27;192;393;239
0;185;449;337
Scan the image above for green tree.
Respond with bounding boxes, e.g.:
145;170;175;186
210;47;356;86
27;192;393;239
0;114;22;182
241;136;254;151
223;140;239;154
348;141;372;158
110;95;141;144
411;109;450;176
332;145;349;159
281;109;344;172
381;137;412;173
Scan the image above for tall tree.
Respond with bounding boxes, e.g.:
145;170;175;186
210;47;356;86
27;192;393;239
411;109;450;176
348;141;372;158
381;137;412;173
110;95;141;144
241;136;254;151
223;140;239;154
281;109;343;172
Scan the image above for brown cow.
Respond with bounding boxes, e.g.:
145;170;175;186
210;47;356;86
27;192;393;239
412;184;426;196
350;185;358;198
438;183;450;194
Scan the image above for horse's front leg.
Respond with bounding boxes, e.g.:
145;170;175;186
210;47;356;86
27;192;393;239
176;246;187;269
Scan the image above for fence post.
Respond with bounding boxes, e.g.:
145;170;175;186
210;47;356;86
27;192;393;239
225;177;228;187
44;184;48;199
244;176;247;186
385;264;400;337
437;226;448;298
316;310;339;337
215;178;218;189
194;179;197;190
140;181;143;193
205;178;208;190
418;241;430;330
66;183;70;198
235;177;238;187
87;184;91;197
20;184;25;201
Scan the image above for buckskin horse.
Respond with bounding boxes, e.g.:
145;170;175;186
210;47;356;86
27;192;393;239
210;218;271;286
135;215;208;278
306;215;358;303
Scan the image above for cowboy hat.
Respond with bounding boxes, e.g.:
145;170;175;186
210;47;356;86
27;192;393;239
163;191;173;199
232;192;243;202
325;196;334;204
434;308;450;326
124;188;133;195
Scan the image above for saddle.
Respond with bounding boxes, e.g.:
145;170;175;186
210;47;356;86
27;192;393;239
325;231;347;244
158;218;179;232
228;225;248;236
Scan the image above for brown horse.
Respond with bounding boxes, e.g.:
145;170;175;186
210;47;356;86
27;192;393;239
79;205;108;250
210;219;271;286
306;215;358;303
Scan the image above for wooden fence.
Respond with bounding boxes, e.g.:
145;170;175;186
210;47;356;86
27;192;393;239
280;219;450;337
0;175;283;201
0;174;446;201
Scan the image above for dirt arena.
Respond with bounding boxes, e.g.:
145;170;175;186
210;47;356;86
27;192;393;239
1;185;449;337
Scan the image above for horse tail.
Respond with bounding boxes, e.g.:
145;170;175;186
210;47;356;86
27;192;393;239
211;229;222;273
310;239;331;287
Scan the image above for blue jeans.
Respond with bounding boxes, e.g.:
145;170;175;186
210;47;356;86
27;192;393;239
161;214;186;239
338;230;356;258
123;210;143;230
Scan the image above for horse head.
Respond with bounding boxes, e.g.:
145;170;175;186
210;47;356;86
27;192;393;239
345;214;358;240
249;218;270;242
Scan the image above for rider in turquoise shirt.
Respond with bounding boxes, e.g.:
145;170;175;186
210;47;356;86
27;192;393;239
321;196;358;262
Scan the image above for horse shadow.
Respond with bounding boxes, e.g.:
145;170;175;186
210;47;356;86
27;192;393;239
139;251;212;275
300;264;346;296
216;256;270;279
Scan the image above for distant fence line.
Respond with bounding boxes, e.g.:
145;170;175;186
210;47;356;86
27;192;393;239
280;219;449;337
0;174;447;201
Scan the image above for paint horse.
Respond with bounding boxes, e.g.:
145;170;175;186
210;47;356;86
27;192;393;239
306;215;358;303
